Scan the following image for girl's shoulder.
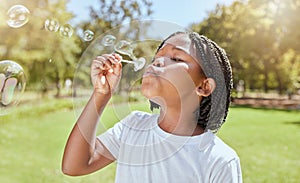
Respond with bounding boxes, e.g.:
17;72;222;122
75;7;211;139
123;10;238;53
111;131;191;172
120;110;159;130
205;135;240;163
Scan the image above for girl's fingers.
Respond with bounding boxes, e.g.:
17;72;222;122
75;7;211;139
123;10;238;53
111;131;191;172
91;53;123;79
92;60;105;70
91;54;123;94
112;53;123;63
94;55;116;71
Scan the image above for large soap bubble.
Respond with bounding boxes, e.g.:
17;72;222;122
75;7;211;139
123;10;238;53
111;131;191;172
6;5;30;28
73;20;187;124
0;60;26;115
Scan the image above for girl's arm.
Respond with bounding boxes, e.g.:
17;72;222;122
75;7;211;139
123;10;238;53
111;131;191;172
61;54;122;176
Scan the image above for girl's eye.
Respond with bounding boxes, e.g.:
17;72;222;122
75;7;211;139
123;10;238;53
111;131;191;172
170;57;184;62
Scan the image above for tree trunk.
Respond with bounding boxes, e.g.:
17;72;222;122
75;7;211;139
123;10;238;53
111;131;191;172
275;68;284;95
263;60;269;93
55;69;61;98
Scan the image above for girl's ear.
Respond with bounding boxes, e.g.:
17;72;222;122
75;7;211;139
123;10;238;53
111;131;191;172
196;78;216;97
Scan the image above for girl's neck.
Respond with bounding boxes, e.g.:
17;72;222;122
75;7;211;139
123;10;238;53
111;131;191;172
158;107;204;136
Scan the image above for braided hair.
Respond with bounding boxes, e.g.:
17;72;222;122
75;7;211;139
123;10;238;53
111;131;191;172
149;31;233;132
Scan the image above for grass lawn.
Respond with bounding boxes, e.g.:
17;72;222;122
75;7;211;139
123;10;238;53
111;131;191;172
219;107;300;183
0;98;299;182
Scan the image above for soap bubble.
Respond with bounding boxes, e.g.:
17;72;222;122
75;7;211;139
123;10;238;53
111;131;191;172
44;18;59;32
119;57;146;72
73;20;198;165
133;57;146;71
114;40;137;60
0;60;26;114
59;24;74;38
73;20;187;123
6;5;30;28
101;35;116;46
82;30;94;42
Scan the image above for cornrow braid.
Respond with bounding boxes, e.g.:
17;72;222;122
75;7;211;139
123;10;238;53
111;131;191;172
208;40;233;125
190;33;232;132
197;95;211;129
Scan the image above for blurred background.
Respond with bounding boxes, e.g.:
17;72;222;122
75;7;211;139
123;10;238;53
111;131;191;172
0;0;299;182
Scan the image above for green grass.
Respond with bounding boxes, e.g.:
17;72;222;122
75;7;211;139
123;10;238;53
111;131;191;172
0;98;299;182
218;107;300;183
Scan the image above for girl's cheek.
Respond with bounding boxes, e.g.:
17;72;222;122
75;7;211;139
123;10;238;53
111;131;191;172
166;63;189;72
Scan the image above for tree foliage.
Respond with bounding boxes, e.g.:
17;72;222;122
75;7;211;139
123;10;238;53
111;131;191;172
73;0;154;96
0;0;81;97
0;0;153;97
191;0;300;94
4;0;299;98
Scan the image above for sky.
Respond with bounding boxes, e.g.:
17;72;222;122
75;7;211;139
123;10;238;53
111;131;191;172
67;0;236;27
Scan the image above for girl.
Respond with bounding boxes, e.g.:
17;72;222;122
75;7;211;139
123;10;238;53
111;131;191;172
62;31;242;183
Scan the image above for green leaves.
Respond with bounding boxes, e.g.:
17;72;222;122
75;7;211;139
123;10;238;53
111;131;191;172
0;0;153;97
192;0;300;94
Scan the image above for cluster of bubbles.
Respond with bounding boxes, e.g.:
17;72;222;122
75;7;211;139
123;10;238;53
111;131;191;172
43;19;95;41
3;5;29;114
6;4;97;41
0;60;26;114
4;4;97;113
4;4;150;115
44;18;74;38
6;4;76;39
101;35;146;72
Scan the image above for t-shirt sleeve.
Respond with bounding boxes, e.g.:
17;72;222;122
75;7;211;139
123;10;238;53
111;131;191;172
211;157;243;183
97;111;142;159
97;121;124;159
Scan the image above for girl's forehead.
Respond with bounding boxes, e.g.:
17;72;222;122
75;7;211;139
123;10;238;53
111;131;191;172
164;34;198;62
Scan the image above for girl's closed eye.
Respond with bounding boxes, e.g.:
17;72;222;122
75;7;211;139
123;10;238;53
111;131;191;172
170;57;185;62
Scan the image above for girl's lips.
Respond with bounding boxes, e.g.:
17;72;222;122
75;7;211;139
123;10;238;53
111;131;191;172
143;65;164;77
143;71;157;78
143;65;165;78
143;65;156;78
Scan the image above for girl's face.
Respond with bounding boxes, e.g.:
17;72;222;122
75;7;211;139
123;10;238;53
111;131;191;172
141;34;205;107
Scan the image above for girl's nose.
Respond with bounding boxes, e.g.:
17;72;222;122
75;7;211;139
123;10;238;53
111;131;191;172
152;57;165;67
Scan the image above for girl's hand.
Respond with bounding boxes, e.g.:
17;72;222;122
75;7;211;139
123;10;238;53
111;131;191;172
91;53;122;95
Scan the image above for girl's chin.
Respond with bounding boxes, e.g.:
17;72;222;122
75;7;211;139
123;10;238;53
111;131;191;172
141;86;161;98
141;84;156;97
141;89;153;99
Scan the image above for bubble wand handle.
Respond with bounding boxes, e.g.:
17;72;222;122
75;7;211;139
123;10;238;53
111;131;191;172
118;58;146;71
120;59;135;64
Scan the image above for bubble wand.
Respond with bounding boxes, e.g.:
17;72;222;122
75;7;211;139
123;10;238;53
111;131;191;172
113;40;146;72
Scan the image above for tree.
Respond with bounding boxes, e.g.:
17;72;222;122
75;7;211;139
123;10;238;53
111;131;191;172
0;0;81;97
191;0;300;95
73;0;154;97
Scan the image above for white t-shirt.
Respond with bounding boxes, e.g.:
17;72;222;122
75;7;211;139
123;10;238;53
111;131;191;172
98;111;242;183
